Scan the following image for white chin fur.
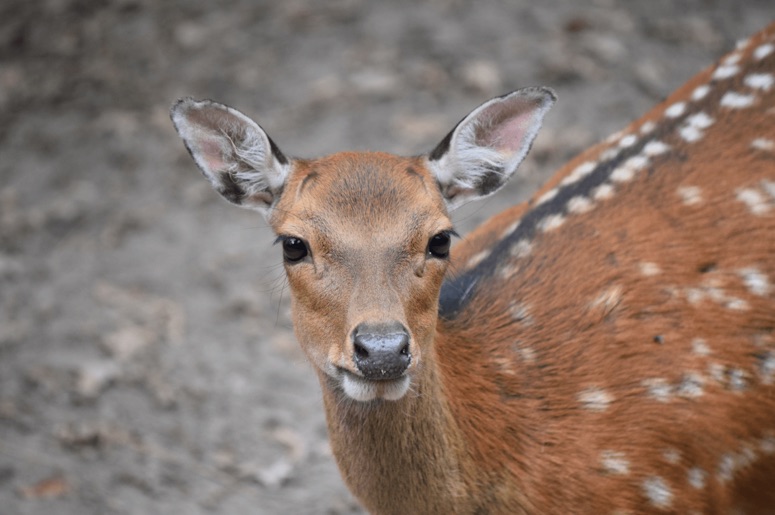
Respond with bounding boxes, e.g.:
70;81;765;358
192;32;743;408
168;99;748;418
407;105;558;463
341;373;410;402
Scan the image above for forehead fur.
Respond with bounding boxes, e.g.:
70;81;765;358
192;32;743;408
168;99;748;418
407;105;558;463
274;152;449;233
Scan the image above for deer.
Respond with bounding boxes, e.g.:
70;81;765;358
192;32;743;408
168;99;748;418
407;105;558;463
170;22;775;514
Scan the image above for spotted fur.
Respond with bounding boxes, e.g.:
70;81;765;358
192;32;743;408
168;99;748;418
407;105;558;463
442;23;775;513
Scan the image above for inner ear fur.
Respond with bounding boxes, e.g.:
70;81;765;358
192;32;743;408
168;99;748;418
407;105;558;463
427;87;556;208
170;98;290;217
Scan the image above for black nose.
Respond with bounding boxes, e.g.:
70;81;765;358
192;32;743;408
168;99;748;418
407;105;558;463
352;322;411;380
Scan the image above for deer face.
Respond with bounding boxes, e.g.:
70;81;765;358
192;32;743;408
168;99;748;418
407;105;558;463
170;88;554;401
271;153;453;400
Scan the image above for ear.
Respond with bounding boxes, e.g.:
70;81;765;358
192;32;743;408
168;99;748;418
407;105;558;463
426;87;556;209
170;98;291;218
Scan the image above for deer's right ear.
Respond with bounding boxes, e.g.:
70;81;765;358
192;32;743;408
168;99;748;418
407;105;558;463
170;98;290;218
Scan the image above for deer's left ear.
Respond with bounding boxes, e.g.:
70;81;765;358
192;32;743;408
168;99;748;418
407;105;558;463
426;87;556;209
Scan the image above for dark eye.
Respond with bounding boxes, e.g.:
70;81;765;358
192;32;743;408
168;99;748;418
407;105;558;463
428;232;451;259
282;237;308;262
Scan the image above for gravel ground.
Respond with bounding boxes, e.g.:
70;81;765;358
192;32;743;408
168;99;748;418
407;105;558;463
0;1;771;513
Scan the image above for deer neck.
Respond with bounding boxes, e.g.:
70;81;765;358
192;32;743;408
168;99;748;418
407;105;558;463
318;345;473;515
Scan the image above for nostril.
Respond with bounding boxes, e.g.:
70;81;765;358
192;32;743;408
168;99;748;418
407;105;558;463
351;322;412;380
353;340;369;360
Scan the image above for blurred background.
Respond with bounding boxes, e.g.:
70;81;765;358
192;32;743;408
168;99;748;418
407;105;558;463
0;0;771;513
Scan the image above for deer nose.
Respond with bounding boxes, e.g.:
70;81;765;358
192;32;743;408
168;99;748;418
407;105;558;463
352;322;411;380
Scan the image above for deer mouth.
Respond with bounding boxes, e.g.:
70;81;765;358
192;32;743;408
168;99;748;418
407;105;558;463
337;368;411;402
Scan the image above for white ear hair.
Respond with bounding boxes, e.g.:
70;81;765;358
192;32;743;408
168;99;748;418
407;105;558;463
170;98;291;218
427;87;556;209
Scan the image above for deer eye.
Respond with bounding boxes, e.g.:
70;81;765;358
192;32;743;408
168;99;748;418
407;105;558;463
281;237;309;262
427;232;452;259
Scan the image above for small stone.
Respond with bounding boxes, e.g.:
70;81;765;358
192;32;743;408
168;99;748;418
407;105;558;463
350;69;398;97
102;325;156;361
75;360;121;399
174;22;208;49
460;60;502;95
18;475;70;499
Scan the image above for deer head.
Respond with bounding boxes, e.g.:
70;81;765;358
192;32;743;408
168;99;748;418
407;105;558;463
170;88;555;402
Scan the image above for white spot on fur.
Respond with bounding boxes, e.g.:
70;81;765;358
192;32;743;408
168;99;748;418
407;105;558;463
736;38;750;50
677;185;703;206
713;64;740;80
643;140;670;156
708;362;726;383
567;195;593;214
517;344;537;363
740;445;758;467
643;378;672;403
682;275;750;310
720;91;756;109
611;166;636;183
663;448;681;464
665;102;687;118
677;372;705;398
560;161;597;187
676;112;713;145
687;112;714;129
539;214;565;232
600;147;620;161
593;183;615;201
758;352;775;385
726;297;750;311
728;368;748;391
600;450;630;475
688;467;707;489
509;302;533;325
605;130;624;144
500;219;521;239
467;249;491;268
608;155;648;184
738;267;771;296
579;387;613;411
591;285;623;313
625;155;649;170
760;434;775;454
535;188;559;205
639;262;661;277
718;447;759;483
498;262;521;280
704;280;726;303
619;134;638;147
679;125;703;143
685;287;704;305
723;52;742;65
751;138;774;152
640;121;656;134
691;84;711;101
736;188;771;215
642;476;673;509
744;73;774;91
754;43;774;61
692;338;711;356
510;239;533;259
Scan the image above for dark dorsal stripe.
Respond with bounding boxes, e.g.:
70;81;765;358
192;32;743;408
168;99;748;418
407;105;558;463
437;110;697;320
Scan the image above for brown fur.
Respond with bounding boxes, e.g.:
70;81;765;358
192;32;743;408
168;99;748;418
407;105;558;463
442;25;775;513
274;26;775;514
